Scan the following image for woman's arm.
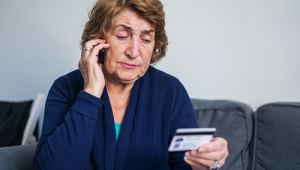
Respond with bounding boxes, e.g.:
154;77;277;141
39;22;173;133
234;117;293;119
168;81;228;170
168;82;198;170
33;76;103;170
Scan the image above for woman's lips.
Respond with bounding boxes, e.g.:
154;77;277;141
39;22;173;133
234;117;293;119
121;62;136;69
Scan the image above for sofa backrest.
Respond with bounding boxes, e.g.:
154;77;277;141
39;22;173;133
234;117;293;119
191;99;253;170
249;102;300;170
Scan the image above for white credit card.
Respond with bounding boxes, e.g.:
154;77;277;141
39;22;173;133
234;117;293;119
168;128;216;152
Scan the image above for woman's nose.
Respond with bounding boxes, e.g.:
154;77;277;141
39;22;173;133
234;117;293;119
125;38;140;59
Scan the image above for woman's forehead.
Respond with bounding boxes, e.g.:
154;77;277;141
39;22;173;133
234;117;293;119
111;9;154;33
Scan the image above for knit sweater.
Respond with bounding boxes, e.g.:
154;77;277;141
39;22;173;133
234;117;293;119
33;66;198;170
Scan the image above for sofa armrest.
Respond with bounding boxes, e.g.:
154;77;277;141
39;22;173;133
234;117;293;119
0;143;37;170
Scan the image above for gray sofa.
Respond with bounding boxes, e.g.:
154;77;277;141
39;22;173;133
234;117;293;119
191;100;300;170
0;100;299;170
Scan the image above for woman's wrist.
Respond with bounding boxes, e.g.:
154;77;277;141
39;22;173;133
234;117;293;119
84;85;104;98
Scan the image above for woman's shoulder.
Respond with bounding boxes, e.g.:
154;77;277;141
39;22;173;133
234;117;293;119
55;69;83;86
58;69;82;82
50;69;83;100
146;66;189;102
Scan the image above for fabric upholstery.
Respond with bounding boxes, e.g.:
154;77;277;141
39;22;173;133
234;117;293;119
191;99;253;170
0;143;37;170
251;102;300;170
2;100;299;170
0;101;33;147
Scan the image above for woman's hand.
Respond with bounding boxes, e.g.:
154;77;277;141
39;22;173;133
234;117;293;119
78;39;110;98
184;137;229;170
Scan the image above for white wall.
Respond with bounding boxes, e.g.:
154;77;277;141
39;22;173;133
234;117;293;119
0;0;93;100
1;0;300;110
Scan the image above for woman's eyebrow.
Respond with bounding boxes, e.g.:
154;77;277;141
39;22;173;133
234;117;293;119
141;29;154;35
114;24;154;34
114;24;132;31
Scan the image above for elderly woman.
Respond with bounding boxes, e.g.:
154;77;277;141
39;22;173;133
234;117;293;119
34;0;228;169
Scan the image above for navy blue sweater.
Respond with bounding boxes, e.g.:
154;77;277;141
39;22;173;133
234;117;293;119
34;66;198;169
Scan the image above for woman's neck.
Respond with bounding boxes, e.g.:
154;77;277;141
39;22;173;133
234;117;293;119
105;78;134;97
105;78;133;123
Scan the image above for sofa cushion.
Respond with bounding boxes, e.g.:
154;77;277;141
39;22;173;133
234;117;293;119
0;101;33;147
191;99;253;170
251;102;300;170
0;143;37;170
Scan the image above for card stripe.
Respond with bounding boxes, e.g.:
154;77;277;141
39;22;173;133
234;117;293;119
175;132;214;136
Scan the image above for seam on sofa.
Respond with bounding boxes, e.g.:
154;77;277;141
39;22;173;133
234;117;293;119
250;111;258;170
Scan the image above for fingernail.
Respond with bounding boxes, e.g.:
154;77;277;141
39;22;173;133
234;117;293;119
185;152;189;156
198;147;206;153
192;150;198;155
184;156;187;160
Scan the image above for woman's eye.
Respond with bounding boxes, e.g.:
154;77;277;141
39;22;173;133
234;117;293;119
143;39;151;44
117;36;128;40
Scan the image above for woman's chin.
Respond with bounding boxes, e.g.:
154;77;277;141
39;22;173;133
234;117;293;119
117;74;140;84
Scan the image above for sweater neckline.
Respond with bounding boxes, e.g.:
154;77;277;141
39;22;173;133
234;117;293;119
101;77;141;169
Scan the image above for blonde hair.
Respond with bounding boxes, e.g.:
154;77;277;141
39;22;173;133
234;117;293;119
81;0;168;64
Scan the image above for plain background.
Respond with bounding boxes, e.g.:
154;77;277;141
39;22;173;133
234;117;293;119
0;0;299;110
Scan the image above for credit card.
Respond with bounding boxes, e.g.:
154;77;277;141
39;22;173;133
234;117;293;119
168;128;216;152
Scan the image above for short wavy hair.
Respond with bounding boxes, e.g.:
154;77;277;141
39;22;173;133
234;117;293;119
81;0;168;64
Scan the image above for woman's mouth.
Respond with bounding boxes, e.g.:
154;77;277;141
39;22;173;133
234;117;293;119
121;62;136;69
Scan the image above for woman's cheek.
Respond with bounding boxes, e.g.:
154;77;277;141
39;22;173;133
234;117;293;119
107;37;127;56
141;44;154;59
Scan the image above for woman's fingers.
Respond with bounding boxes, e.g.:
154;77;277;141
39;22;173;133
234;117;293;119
80;39;109;67
78;39;110;98
188;138;228;160
184;137;229;170
82;47;93;58
188;148;227;161
184;157;207;170
81;39;107;58
185;156;226;170
193;148;229;161
185;151;226;167
81;40;110;65
89;43;110;61
83;39;106;50
199;138;227;153
191;137;228;158
185;151;216;167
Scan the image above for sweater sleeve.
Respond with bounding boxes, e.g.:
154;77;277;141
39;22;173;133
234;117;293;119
168;82;198;170
33;75;103;170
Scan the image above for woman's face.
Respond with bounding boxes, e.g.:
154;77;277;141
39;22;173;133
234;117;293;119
103;8;155;85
